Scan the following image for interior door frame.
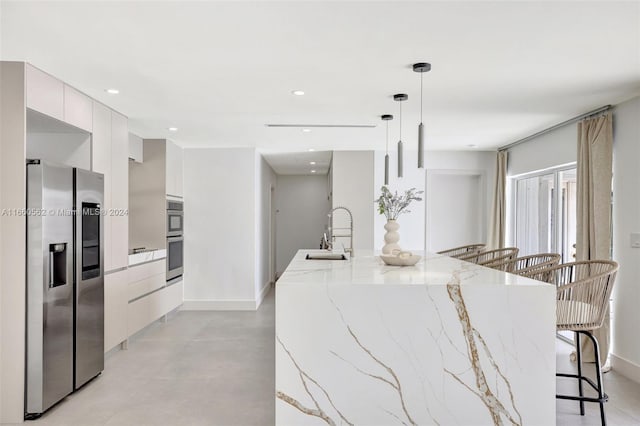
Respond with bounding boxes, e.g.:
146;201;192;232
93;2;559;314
425;169;486;253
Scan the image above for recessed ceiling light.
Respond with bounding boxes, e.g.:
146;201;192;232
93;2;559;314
292;90;305;96
302;128;311;133
311;170;317;173
308;148;315;152
105;88;119;94
310;161;316;165
168;127;178;132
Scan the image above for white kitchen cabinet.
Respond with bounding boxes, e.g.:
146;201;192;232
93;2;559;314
165;140;183;198
128;133;143;163
92;103;129;271
127;280;183;337
104;269;128;352
111;111;129;269
92;101;113;270
127;259;166;301
63;85;92;132
26;64;64;121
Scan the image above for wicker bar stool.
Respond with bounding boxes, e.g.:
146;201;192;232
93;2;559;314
485;253;561;277
458;247;519;265
528;260;618;426
436;243;486;259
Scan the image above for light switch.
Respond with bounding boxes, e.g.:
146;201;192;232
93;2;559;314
630;232;640;248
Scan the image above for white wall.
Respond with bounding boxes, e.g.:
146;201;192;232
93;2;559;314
373;149;496;253
332;151;375;251
611;96;640;382
183;147;258;310
507;124;576;176
275;175;331;275
254;153;276;306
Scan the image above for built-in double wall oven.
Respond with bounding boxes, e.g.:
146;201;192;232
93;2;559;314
166;200;183;281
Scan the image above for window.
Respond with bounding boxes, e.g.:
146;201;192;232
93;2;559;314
510;165;577;264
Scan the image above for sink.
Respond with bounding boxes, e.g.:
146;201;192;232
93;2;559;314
305;253;347;260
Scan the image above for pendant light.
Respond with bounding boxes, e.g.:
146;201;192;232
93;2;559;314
393;93;408;178
413;62;431;168
381;114;393;186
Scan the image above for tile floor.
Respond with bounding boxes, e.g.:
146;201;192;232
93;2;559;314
20;288;640;425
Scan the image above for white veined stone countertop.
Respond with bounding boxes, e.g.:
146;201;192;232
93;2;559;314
277;249;549;287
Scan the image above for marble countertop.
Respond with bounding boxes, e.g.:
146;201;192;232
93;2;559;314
277;249;548;287
128;249;166;267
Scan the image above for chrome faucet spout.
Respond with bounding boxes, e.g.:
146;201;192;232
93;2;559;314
328;206;354;257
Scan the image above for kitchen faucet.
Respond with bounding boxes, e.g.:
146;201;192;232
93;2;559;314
327;206;354;257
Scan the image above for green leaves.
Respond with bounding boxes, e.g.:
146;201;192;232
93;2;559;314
375;186;424;220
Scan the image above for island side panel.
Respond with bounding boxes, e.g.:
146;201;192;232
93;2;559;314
275;282;555;426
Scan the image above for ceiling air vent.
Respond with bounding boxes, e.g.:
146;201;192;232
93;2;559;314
265;124;376;128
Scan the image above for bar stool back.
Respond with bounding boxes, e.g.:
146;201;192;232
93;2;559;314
457;247;519;265
485;253;561;277
436;243;486;259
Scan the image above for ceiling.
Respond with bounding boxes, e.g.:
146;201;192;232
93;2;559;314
1;1;639;173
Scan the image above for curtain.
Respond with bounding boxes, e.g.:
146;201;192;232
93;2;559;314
576;112;613;366
488;151;508;249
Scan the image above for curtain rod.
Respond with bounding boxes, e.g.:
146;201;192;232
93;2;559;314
498;105;612;152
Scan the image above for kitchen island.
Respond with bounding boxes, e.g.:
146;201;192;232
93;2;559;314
276;250;556;426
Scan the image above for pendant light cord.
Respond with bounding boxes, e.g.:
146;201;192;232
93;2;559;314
399;101;402;140
385;121;389;153
420;72;423;123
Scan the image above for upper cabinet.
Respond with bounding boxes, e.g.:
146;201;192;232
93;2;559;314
26;64;64;121
63;85;93;132
26;64;93;132
129;133;143;163
165;140;183;198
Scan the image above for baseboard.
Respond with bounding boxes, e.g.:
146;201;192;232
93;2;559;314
611;353;640;384
182;299;258;311
255;281;272;309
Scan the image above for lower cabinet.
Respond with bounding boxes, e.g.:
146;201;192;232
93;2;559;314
127;280;183;336
104;260;183;353
104;269;129;352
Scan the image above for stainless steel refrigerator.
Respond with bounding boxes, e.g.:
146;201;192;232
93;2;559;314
25;160;105;418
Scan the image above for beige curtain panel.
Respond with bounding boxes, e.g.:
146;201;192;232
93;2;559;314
488;151;507;250
575;112;613;366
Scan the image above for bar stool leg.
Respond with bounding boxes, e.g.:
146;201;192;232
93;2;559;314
585;331;607;426
576;331;585;415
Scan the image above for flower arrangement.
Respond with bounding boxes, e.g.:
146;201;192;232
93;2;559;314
375;186;424;221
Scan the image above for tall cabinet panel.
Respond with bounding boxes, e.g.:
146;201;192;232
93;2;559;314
91;102;113;270
165;140;183;198
110;112;129;269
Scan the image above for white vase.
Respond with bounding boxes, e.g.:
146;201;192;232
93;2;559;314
382;219;401;254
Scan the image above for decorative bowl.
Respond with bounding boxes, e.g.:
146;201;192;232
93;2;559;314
380;252;422;266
